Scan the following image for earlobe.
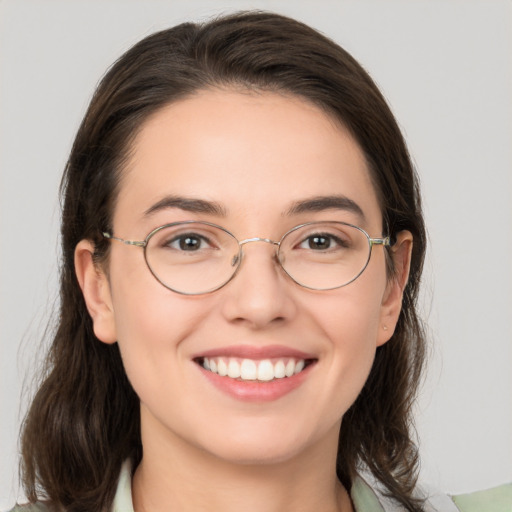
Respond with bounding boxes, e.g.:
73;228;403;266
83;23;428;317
377;230;413;346
75;240;117;344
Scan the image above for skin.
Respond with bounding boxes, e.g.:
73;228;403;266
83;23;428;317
75;89;412;512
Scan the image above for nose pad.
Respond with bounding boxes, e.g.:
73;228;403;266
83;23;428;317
231;253;241;267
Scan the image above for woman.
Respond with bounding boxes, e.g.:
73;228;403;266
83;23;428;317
11;11;506;512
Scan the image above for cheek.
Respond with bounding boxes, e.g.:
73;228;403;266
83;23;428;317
107;255;211;392
316;291;381;379
109;246;206;342
303;271;387;411
312;269;386;349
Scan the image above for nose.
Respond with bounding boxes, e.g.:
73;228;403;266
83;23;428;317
220;239;297;329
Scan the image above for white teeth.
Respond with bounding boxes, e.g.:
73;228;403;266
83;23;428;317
201;356;309;381
217;359;228;377
274;360;285;379
227;359;241;379
240;359;257;380
285;359;295;377
257;360;274;381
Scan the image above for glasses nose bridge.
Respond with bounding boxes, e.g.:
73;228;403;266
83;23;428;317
238;236;280;249
233;237;282;282
237;237;281;267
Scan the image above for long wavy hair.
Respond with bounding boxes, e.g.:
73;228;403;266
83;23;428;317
20;11;427;511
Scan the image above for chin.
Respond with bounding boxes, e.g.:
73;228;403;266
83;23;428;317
194;421;329;468
211;443;306;467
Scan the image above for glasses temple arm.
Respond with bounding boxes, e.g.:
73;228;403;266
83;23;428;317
102;232;146;247
369;236;391;247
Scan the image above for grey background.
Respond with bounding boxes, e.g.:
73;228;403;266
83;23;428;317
1;0;511;508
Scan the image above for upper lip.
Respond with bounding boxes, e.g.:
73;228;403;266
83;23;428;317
192;344;317;360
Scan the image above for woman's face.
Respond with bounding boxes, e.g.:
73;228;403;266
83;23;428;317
77;89;408;467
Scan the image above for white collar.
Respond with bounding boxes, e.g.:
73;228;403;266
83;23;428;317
112;460;134;512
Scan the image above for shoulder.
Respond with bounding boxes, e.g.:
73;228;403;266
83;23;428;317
451;483;512;512
352;473;512;512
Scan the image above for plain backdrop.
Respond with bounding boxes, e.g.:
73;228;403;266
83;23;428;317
1;0;511;508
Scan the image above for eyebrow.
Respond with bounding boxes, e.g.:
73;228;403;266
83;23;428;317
285;195;366;221
144;195;227;217
143;194;365;221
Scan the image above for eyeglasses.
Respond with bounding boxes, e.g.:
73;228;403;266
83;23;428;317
103;221;390;295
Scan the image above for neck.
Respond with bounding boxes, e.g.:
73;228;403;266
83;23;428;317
132;414;353;512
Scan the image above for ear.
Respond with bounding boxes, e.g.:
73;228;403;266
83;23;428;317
75;239;117;344
376;230;413;346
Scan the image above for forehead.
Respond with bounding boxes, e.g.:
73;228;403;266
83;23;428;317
115;89;382;233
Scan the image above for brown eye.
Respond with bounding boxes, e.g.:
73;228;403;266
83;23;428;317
166;233;209;251
179;235;201;251
307;235;331;250
298;233;348;251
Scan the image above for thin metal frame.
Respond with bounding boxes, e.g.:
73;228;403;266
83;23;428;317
103;221;390;295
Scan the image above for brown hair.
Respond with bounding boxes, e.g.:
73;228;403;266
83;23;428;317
21;11;427;511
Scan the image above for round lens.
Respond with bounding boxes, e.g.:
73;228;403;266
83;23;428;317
278;222;371;290
144;222;241;294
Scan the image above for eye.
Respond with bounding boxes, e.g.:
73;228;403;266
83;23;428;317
298;233;348;251
166;233;212;251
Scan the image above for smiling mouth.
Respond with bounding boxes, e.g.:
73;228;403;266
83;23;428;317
195;357;316;382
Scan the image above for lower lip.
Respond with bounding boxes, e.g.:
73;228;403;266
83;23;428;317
198;363;315;402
